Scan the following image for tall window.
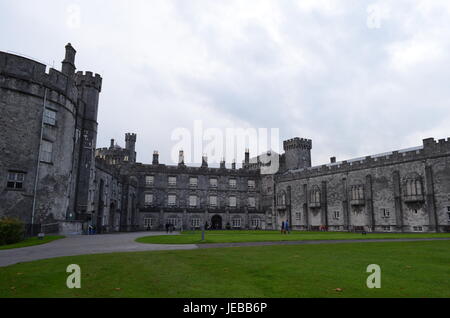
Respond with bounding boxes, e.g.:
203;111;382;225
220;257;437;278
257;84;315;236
209;195;217;207
277;192;286;206
40;140;53;163
7;171;25;190
189;195;198;207
144;218;154;228
406;179;422;196
229;196;237;207
229;178;237;188
295;212;301;221
189;177;198;187
168;176;177;186
43;108;56;126
145;176;154;186
251;218;261;228
333;211;340;219
168;194;176;206
210;178;218;188
351;185;364;200
248;197;256;208
248;180;255;190
144;193;153;206
167;218;180;227
310;187;320;204
191;218;200;228
381;208;390;218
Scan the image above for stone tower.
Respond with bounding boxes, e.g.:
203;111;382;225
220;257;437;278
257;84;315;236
283;138;312;171
125;133;137;163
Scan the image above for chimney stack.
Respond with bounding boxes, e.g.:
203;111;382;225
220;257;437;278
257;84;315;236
330;157;336;164
178;150;185;166
61;43;76;76
201;155;208;168
220;158;226;169
232;160;236;170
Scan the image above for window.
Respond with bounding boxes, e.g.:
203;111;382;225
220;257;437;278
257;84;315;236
333;211;340;219
144;218;154;228
7;171;25;190
413;226;423;232
251;218;261;228
40;140;53;163
351;185;364;200
229;196;237;207
406;178;423;196
191;218;200;228
167;218;180;227
189;195;198;207
209;195;217;207
189;177;198;187
144;193;153;206
168;194;176;206
210;178;218;188
381;208;390;218
124;156;129;162
43;108;56;126
229;178;237;188
232;218;242;228
145;176;154;186
310;187;320;204
382;226;390;232
295;212;301;221
248;180;255;190
277;192;286;206
248;197;256;208
168;176;177;186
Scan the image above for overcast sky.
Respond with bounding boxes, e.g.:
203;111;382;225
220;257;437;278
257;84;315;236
1;0;450;167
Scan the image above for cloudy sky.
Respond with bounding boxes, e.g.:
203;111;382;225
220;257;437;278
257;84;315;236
1;0;450;167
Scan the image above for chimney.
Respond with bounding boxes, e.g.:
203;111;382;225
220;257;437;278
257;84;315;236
201;155;208;168
245;149;250;164
330;157;336;164
110;139;115;149
220;158;226;169
61;43;76;76
232;160;236;170
152;151;159;165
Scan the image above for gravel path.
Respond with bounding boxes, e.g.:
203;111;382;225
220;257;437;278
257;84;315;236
1;233;449;267
0;232;197;267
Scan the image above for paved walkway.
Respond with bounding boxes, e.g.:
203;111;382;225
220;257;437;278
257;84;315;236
1;233;449;267
0;232;197;267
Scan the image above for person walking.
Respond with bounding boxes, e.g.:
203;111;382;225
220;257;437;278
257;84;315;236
285;220;290;234
165;222;169;234
281;221;285;234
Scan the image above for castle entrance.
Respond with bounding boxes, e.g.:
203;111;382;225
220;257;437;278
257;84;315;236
211;215;222;230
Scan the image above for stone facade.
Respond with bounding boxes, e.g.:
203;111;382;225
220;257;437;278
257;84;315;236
1;45;450;234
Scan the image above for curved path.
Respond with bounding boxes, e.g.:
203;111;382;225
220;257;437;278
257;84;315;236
1;232;449;267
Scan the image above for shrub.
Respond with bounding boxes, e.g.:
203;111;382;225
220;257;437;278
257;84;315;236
0;217;25;245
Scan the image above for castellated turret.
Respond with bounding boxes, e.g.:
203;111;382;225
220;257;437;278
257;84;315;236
125;133;137;163
283;137;312;171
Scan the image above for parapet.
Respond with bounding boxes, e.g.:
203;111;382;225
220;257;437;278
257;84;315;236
0;51;78;103
422;137;450;153
125;133;137;142
75;71;102;92
283;137;312;151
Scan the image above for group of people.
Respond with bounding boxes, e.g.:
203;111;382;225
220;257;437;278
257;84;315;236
165;222;175;233
281;220;290;234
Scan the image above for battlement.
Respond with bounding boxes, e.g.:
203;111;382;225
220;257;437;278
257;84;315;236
75;71;102;91
283;137;312;151
0;51;79;103
277;138;450;182
125;133;137;142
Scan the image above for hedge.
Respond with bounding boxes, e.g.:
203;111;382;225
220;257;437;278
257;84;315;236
0;217;25;245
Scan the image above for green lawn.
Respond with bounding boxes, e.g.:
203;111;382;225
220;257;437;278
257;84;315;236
0;236;64;250
1;240;449;297
136;230;450;244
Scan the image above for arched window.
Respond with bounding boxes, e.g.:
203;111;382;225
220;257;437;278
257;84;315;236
310;186;321;204
406;179;422;196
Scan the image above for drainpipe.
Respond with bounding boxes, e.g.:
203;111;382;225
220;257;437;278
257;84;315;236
31;88;48;236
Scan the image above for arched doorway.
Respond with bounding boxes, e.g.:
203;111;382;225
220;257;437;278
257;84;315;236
211;215;222;230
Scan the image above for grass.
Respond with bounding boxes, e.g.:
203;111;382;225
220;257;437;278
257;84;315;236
0;240;449;298
0;236;64;250
135;230;450;244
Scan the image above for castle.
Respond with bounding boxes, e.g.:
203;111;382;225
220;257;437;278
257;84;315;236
1;45;450;234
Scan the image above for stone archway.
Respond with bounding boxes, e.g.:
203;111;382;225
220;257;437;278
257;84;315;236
211;215;222;230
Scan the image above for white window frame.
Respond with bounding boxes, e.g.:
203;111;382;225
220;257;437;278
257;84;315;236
168;194;177;206
191;218;201;228
7;171;25;189
229;196;237;207
168;176;177;186
210;178;218;188
145;176;154;186
189;177;198;187
229;178;237;189
232;218;242;228
251;218;261;228
209;195;217;207
144;218;154;228
248;197;256;208
248;180;255;190
144;193;153;206
189;195;198;207
43;108;56;126
40;140;53;163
